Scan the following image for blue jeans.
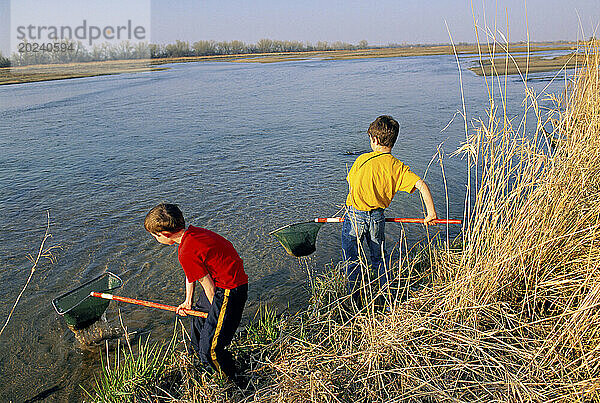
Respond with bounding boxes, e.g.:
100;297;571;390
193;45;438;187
341;206;389;293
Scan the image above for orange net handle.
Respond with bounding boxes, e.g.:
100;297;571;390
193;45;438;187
90;292;208;318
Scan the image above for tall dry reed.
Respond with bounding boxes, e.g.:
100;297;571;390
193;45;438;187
242;42;600;402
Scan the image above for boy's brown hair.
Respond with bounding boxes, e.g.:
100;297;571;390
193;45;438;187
144;203;186;233
367;115;399;148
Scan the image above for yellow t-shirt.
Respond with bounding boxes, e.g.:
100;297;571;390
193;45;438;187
345;151;421;211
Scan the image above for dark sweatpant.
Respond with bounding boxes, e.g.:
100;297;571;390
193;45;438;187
190;283;248;381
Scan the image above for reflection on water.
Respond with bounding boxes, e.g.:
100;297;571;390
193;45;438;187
0;55;565;400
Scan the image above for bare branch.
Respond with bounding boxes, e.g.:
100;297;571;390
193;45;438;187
0;211;58;337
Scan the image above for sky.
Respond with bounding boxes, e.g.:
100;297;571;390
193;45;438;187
1;0;600;55
150;0;600;45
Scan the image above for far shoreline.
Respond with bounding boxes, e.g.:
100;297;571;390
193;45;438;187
0;42;580;86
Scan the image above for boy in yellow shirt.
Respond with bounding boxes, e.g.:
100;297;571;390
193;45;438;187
342;115;437;297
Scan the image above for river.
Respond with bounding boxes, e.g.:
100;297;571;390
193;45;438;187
0;53;567;401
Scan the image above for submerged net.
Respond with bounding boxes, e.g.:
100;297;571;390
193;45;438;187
270;222;324;257
52;272;122;330
68;313;124;346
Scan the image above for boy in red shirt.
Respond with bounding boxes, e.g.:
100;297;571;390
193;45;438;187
144;203;248;383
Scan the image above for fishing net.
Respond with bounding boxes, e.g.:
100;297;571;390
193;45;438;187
270;222;324;257
52;272;122;329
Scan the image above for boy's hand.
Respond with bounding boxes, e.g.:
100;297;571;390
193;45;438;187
176;301;192;316
415;179;438;226
424;213;438;226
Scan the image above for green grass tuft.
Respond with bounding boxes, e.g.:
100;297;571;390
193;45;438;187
84;333;178;402
245;304;280;346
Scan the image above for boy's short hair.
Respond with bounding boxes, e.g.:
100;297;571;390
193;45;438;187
144;203;186;233
368;115;399;148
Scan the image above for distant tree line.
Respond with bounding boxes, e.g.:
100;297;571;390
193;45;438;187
4;38;587;67
0;51;10;67
9;38;371;66
149;38;370;58
10;40;151;66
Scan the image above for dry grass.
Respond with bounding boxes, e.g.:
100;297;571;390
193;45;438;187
227;42;600;402
91;41;600;402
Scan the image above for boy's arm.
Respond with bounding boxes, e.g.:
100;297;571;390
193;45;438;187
176;274;215;316
176;278;196;316
414;179;438;225
198;274;215;304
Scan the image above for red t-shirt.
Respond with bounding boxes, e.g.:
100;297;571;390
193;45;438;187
178;225;248;289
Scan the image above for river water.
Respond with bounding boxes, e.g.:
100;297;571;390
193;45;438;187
0;54;568;401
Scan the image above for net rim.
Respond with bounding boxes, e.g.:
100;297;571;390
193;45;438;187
52;272;123;316
268;221;323;236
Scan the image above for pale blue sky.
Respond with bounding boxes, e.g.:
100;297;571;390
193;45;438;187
2;0;600;55
150;0;600;45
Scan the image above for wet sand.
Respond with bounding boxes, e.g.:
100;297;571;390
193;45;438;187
0;59;169;85
468;53;579;76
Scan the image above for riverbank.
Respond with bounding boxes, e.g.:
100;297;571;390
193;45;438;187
88;43;600;401
468;52;579;76
0;41;577;85
0;59;169;85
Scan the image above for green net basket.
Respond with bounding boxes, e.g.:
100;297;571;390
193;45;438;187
270;222;324;257
52;272;122;329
